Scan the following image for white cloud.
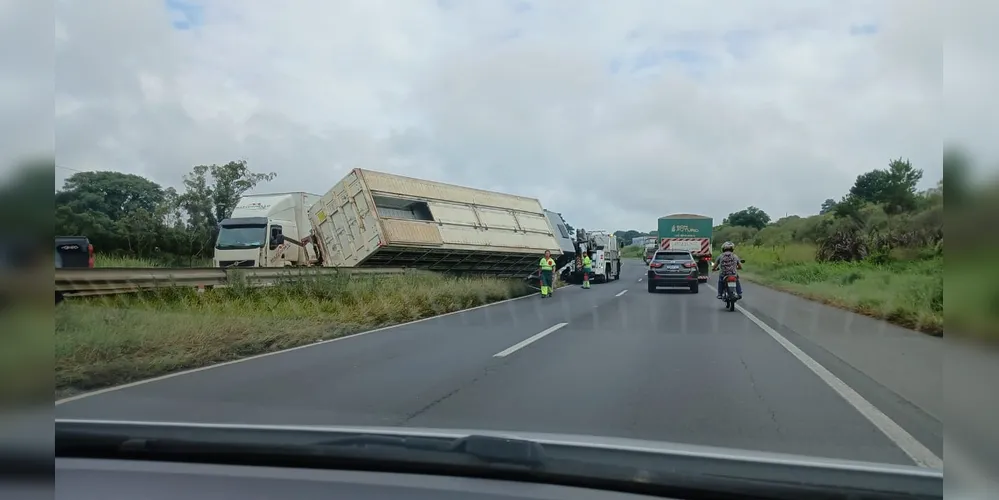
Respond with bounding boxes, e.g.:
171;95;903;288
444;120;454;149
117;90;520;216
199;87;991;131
52;0;952;230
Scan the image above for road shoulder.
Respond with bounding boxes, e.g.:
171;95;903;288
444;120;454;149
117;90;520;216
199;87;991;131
733;281;942;457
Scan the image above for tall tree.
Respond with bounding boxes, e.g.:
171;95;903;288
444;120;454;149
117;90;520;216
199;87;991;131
177;160;277;229
614;229;653;242
55;171;168;253
209;160;277;222
56;171;166;221
832;193;865;223
881;158;923;215
175;160;277;258
726;206;771;230
819;198;837;215
848;169;890;205
847;157;923;214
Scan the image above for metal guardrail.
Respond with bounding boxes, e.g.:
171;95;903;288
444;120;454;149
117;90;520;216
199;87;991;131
55;267;414;297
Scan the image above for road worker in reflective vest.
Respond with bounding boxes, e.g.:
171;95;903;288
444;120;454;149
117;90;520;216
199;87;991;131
539;250;556;298
582;252;592;289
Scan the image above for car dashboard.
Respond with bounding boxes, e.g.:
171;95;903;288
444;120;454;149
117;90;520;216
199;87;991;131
56;457;669;500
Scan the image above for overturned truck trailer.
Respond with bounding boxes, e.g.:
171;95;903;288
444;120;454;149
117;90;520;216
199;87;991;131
307;169;562;277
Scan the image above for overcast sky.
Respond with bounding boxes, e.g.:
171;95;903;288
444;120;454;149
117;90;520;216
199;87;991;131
46;0;987;231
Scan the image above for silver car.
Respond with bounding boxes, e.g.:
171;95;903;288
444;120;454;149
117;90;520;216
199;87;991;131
647;249;700;293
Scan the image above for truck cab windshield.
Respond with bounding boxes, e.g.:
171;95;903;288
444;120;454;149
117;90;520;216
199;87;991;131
216;224;267;250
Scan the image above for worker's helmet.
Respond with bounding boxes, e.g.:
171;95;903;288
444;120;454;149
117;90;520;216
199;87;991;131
722;241;735;251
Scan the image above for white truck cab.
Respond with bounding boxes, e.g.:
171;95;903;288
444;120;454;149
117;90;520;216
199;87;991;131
213;192;320;268
588;231;621;282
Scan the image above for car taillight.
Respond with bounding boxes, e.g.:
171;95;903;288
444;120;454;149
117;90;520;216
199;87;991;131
88;244;94;268
650;262;663;268
682;262;696;268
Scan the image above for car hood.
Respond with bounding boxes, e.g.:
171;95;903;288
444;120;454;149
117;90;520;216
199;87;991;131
55;418;940;477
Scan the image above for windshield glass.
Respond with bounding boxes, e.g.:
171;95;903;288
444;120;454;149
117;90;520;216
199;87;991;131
52;1;957;497
215;225;267;249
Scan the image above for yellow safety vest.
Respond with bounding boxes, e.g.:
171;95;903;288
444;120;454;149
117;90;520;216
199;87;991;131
582;256;592;269
539;257;555;271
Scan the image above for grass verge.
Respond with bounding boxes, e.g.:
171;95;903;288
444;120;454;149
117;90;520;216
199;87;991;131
621;245;645;258
736;244;943;336
56;273;533;399
94;253;213;268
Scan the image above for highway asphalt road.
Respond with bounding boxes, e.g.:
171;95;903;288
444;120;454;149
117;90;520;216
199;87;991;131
56;259;942;468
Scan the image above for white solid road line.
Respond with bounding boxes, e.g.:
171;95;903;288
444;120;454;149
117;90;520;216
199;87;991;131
493;323;568;358
615;289;628;297
56;291;543;406
707;285;943;469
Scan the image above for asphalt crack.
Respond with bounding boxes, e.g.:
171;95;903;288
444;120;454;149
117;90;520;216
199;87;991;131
740;355;783;435
397;365;498;424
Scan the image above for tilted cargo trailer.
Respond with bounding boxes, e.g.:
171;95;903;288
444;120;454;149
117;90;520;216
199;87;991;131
307;169;562;277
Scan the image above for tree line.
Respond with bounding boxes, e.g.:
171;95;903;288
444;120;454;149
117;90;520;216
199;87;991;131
614;157;944;263
714;157;943;262
55;160;276;266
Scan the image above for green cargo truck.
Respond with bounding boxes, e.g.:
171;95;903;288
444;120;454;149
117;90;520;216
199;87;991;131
657;214;713;282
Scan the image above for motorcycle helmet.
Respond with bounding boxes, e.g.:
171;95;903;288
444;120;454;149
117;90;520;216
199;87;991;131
721;241;735;251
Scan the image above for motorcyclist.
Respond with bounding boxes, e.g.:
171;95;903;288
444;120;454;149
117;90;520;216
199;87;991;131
712;241;743;299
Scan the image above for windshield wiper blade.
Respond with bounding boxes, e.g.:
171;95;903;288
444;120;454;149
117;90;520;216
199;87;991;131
313;433;547;467
60;428;547;469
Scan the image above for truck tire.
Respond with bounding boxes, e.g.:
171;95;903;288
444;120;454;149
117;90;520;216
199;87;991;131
606;264;613;282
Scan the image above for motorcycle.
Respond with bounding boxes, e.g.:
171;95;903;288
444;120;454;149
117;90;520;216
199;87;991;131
720;275;740;311
718;259;746;311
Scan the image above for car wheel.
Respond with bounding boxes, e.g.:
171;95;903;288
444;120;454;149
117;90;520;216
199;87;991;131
690;282;699;294
647;282;656;293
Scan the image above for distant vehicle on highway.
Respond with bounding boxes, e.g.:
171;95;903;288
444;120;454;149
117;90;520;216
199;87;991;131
642;243;656;264
657;213;713;283
647;249;700;294
55;236;94;269
55;235;93;304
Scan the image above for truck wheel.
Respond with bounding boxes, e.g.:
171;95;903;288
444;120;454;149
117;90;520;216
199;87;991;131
606;264;613;281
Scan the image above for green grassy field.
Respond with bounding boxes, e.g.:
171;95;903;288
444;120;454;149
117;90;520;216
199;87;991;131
621;245;645;258
735;244;943;335
56;273;533;398
94;253;213;268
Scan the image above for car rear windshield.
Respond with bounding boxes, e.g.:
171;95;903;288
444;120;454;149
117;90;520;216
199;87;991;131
654;251;692;261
